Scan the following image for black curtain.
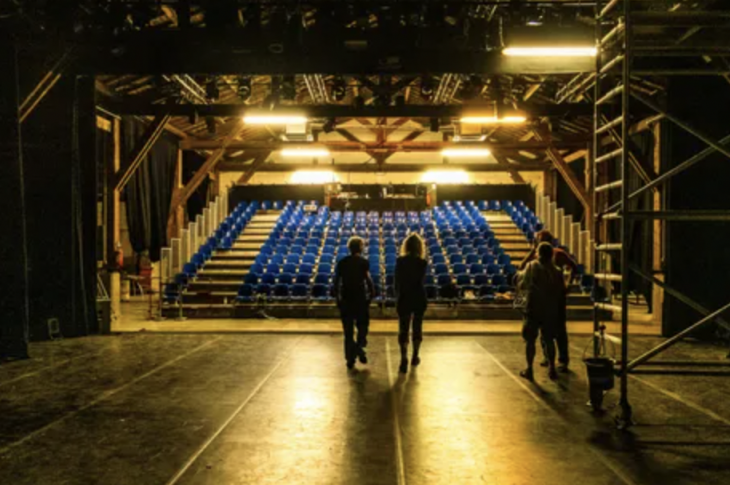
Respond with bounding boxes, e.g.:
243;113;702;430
122;119;177;262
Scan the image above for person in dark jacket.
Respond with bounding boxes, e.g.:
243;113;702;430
516;243;566;381
333;236;376;370
519;230;577;371
395;233;428;373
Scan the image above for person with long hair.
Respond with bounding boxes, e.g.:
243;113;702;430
333;236;375;370
395;232;428;373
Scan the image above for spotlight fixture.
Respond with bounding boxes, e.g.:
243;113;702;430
205;116;216;134
420;76;435;100
323;118;336;133
503;46;597;57
243;113;308;125
281;75;296;101
429;117;440;133
331;77;347;101
206;78;220;101
237;76;252;101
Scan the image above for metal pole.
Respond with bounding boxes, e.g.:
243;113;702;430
625;300;730;373
625;210;730;221
617;0;633;428
592;0;603;358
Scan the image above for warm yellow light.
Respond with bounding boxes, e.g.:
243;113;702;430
290;170;338;184
441;148;491;158
421;170;470;184
503;46;597;57
281;148;331;158
460;116;527;124
243;114;308;125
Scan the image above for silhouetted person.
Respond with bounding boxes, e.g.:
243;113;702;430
519;230;576;371
516;242;566;381
395;233;428;373
333;236;375;370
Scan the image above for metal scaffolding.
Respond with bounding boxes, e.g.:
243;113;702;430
592;0;730;429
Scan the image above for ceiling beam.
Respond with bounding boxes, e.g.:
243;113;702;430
180;139;589;151
101;101;593;119
493;155;527;184
218;162;548;173
170;122;247;211
237;152;273;184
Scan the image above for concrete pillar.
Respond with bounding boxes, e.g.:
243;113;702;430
548;202;557;233
563;215;573;252
187;222;196;259
203;208;211;238
555;208;565;243
579;231;591;272
171;238;182;276
196;215;204;239
180;229;189;266
211;203;218;233
571;223;581;260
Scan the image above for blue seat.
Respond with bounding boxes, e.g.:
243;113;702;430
237;284;255;302
385;264;395;275
456;274;472;288
302;254;317;265
481;254;496;265
446;245;460;255
249;263;264;275
385;246;397;255
581;274;595;294
286;254;300;265
182;263;197;278
452;263;467;275
261;273;277;285
449;254;463;264
424;274;436;285
266;263;280;274
272;283;290;299
322;245;335;255
278;273;294;285
290;245;304;255
478;285;496;301
306;245;319;255
299;263;314;275
291;284;310;300
295;273;311;284
437;274;452;286
465;254;480;265
319;254;334;264
498;254;511;265
385;274;395;286
312;284;331;301
426;285;438;300
283;263;297;274
462;246;475;256
474;274;490;287
385;254;397;265
256;283;272;297
244;273;259;285
318;263;332;274
434;263;448;274
432;254;445;264
314;273;330;285
491;274;511;293
469;263;484;275
486;264;502;275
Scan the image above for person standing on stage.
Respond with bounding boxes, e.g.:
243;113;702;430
519;230;577;372
333;236;376;370
395;233;429;373
516;243;566;381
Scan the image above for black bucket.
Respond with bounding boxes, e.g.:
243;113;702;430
584;357;615;391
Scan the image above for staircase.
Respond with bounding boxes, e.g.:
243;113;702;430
183;210;281;305
481;211;532;264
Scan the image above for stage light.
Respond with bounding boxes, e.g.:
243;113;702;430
441;148;491;158
421;170;470;184
421;76;435;100
243;113;308;125
281;148;331;158
206;78;220;100
291;170;338;184
460;116;527;124
323;118;336;133
331;77;347;101
237;76;252;101
503;46;597;57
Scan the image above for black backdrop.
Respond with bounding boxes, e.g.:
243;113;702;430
122;119;177;262
437;184;535;209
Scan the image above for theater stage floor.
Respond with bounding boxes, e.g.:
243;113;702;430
1;333;729;485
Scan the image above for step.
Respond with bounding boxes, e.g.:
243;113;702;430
245;223;276;229
232;242;265;250
491;228;524;235
181;291;237;305
241;229;273;236
204;261;254;270
187;280;242;292
495;236;529;244
235;236;269;243
211;251;258;260
198;269;250;278
251;215;280;222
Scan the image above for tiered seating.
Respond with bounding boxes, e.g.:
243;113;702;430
430;201;517;301
164;201;260;302
237;201;330;302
